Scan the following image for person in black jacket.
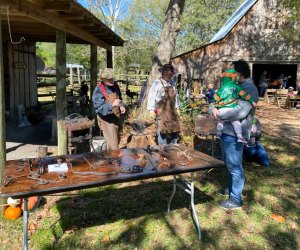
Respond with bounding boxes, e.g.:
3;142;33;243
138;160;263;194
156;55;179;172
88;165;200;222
205;83;215;104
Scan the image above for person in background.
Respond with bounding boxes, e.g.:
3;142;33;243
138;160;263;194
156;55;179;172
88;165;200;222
138;81;147;106
287;86;295;97
258;71;269;97
77;80;89;112
147;63;180;145
77;80;89;96
92;68;126;150
279;74;289;89
212;59;259;210
205;83;215;104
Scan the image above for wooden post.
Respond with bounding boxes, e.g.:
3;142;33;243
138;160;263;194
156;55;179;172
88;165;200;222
69;66;73;88
106;50;113;68
77;66;81;85
90;44;97;116
56;30;67;155
0;19;6;211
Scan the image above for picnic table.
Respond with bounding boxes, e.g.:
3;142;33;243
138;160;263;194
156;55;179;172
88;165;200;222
0;145;224;249
285;95;300;109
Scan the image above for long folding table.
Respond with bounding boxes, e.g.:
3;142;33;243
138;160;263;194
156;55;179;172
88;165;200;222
0;144;224;249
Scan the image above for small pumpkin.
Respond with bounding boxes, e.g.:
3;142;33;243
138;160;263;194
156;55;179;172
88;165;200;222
20;196;39;211
4;205;22;220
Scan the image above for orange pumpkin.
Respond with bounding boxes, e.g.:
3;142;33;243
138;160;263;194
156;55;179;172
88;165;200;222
4;206;22;220
20;196;39;211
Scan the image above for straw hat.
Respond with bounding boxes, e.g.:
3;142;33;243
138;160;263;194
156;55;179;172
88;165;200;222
98;68;115;79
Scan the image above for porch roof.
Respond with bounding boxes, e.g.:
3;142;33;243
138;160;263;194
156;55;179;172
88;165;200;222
0;0;124;50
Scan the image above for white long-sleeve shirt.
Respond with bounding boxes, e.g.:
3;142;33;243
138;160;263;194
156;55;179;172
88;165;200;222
147;78;179;111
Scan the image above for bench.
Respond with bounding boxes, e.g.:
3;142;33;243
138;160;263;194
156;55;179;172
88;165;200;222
264;89;277;103
285;95;300;109
274;89;288;107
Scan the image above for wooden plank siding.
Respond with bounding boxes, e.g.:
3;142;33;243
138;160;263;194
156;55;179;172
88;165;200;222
8;42;37;119
172;0;300;90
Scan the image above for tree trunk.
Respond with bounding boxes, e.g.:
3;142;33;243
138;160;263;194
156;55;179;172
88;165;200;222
140;0;185;115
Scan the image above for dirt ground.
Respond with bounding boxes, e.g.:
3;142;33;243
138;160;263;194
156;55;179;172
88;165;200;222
255;101;300;145
5;100;300;161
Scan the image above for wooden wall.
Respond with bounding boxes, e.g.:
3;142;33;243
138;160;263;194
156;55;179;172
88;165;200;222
7;42;37;119
172;0;300;89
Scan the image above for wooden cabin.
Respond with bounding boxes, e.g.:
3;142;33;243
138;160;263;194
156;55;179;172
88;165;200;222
0;0;123;120
172;0;300;91
0;0;124;162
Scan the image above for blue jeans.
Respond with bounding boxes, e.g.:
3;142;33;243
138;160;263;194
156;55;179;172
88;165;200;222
259;86;266;97
157;131;179;145
221;134;245;203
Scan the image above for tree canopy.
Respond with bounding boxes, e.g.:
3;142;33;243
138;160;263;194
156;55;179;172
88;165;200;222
36;0;298;72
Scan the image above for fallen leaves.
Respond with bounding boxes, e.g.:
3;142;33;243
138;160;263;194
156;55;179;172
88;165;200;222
101;235;110;242
28;222;37;236
270;213;285;223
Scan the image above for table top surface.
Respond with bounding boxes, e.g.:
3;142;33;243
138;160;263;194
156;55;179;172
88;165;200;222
1;145;224;199
195;116;217;136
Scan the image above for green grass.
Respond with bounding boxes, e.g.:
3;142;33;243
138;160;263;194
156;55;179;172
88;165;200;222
1;130;299;249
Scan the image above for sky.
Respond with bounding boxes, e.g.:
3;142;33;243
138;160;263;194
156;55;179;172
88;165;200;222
78;0;131;12
78;0;88;8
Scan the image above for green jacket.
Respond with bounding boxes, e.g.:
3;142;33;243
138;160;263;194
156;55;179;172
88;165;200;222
214;83;254;109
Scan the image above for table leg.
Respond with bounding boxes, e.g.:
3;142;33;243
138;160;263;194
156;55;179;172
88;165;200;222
167;173;201;240
23;198;29;250
190;172;201;240
167;175;177;213
211;135;215;157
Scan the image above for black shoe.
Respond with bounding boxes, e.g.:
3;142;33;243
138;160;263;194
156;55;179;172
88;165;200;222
219;197;243;210
218;187;229;196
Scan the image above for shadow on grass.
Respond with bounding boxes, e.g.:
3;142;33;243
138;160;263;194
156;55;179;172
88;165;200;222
54;179;214;230
39;132;299;250
40;179;218;249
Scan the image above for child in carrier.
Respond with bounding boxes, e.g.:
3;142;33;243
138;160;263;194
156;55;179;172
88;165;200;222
214;69;257;143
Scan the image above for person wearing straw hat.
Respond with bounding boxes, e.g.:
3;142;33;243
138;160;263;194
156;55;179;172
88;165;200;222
92;68;126;150
147;63;180;145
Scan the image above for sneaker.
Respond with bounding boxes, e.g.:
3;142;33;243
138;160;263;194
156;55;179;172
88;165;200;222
237;137;247;144
219;197;243;210
218;187;229;196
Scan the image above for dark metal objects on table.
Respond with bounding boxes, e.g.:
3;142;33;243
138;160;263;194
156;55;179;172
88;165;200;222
125;119;154;134
3;175;27;187
120;165;143;173
27;173;49;185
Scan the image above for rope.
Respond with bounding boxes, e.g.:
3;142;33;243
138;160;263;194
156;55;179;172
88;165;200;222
6;6;25;44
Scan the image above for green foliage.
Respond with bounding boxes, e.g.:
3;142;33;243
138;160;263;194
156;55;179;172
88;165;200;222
36;42;56;67
178;90;205;118
37;0;248;72
36;42;106;69
176;0;244;54
114;0;169;70
66;44;90;68
277;1;300;44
